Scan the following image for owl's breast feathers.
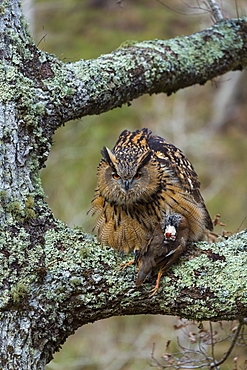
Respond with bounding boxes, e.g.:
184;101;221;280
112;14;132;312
89;189;162;253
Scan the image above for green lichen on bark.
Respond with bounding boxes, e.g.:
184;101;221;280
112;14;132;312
2;222;246;321
170;231;247;320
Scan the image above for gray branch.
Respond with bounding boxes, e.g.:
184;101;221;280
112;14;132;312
0;0;247;369
206;0;224;22
41;18;247;132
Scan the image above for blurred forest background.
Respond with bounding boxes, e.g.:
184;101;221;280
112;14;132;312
22;0;247;369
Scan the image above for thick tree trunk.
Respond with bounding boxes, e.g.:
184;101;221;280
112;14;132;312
0;1;247;368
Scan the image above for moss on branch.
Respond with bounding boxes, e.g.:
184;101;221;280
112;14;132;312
65;18;247;122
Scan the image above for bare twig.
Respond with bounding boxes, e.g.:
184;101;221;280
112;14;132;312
37;32;48;48
209;321;217;369
151;319;247;369
156;0;207;16
156;0;225;22
204;0;224;22
209;319;246;369
234;0;240;18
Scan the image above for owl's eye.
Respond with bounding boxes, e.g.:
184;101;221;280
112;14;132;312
133;172;141;180
112;172;121;180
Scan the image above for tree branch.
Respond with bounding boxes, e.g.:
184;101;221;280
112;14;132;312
11;17;247;135
42;18;247;131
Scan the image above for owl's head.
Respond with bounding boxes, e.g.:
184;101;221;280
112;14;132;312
97;129;162;205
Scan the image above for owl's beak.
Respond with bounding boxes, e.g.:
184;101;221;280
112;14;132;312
124;180;130;191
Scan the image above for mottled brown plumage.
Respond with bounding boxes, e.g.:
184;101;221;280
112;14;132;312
135;213;189;294
89;128;213;254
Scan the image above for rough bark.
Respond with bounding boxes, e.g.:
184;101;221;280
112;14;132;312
0;1;247;369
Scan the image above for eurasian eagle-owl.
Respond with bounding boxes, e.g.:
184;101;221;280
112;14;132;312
89;128;213;253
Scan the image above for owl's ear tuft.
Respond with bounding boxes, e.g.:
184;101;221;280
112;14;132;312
101;147;117;167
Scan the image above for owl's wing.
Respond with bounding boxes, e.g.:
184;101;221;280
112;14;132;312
148;134;201;196
148;134;213;232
